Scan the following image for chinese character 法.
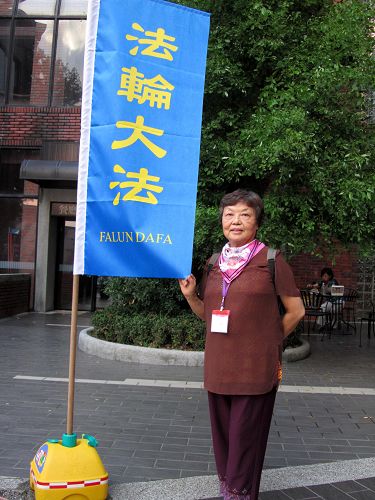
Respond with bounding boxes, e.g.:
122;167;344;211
126;22;178;61
109;164;164;205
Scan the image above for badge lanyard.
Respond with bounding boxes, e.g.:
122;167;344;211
220;280;230;311
219;240;260;311
212;241;260;334
211;280;231;334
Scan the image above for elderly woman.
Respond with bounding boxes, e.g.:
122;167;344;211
179;189;305;500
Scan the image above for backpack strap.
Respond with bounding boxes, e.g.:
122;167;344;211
267;247;277;287
267;247;286;319
197;252;220;299
206;252;220;276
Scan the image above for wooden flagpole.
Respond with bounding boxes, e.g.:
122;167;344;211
67;273;80;435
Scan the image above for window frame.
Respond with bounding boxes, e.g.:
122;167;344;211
0;0;86;107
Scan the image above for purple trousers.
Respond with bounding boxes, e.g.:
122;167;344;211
208;388;277;500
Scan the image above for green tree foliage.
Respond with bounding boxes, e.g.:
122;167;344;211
95;0;375;346
177;0;375;260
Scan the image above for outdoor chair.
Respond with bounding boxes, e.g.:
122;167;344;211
359;300;375;347
342;288;358;334
300;289;332;340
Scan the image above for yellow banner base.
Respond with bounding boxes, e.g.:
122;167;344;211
30;435;108;500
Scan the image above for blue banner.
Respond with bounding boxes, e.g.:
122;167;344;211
74;0;210;278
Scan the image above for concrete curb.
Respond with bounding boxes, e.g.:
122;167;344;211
110;457;375;499
3;457;375;499
79;328;310;366
79;328;204;367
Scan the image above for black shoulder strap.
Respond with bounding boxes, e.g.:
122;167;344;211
267;247;277;287
197;252;220;299
267;247;286;318
206;252;220;276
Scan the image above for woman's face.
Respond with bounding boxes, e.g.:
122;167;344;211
222;201;258;247
321;273;331;283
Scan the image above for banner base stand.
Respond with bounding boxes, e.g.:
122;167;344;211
30;433;109;499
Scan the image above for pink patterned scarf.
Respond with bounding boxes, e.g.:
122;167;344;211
219;239;265;284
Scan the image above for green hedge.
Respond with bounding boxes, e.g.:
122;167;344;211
93;305;302;351
92;307;206;351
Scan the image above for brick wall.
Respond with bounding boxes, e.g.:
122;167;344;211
0;107;81;146
0;274;31;318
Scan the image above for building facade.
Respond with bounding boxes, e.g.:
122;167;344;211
0;0;94;313
0;0;373;315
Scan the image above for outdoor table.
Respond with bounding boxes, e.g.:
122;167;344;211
320;294;354;333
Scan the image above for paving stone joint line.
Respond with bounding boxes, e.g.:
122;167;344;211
12;375;375;395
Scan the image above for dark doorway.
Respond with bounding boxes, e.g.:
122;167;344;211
54;217;96;311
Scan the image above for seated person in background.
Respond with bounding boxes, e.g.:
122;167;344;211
307;267;339;295
307;268;339;328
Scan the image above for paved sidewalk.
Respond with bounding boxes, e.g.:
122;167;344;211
1;312;375;499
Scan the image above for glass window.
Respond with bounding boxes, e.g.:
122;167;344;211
0;148;39;194
0;19;10;104
0;197;37;276
16;0;56;16
60;0;87;17
0;0;15;16
0;198;23;265
0;161;23;193
9;18;53;104
52;19;85;106
0;0;87;105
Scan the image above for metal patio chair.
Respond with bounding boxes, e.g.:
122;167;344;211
341;288;358;334
300;289;332;339
359;300;375;347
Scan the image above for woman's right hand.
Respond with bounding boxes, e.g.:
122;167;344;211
178;274;197;299
178;275;205;320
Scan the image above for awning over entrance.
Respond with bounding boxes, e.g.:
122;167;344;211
20;160;78;188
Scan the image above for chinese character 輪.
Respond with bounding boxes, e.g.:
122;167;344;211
118;66;174;110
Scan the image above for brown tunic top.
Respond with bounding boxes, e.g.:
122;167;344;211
202;247;300;395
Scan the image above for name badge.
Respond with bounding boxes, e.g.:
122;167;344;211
211;309;230;334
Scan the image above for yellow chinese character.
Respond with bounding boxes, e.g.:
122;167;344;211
111;115;166;158
126;22;178;61
118;66;174;110
109;164;163;205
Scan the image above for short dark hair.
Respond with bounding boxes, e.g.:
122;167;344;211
320;267;334;279
219;189;264;226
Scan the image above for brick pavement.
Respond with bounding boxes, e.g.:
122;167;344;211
1;312;375;499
